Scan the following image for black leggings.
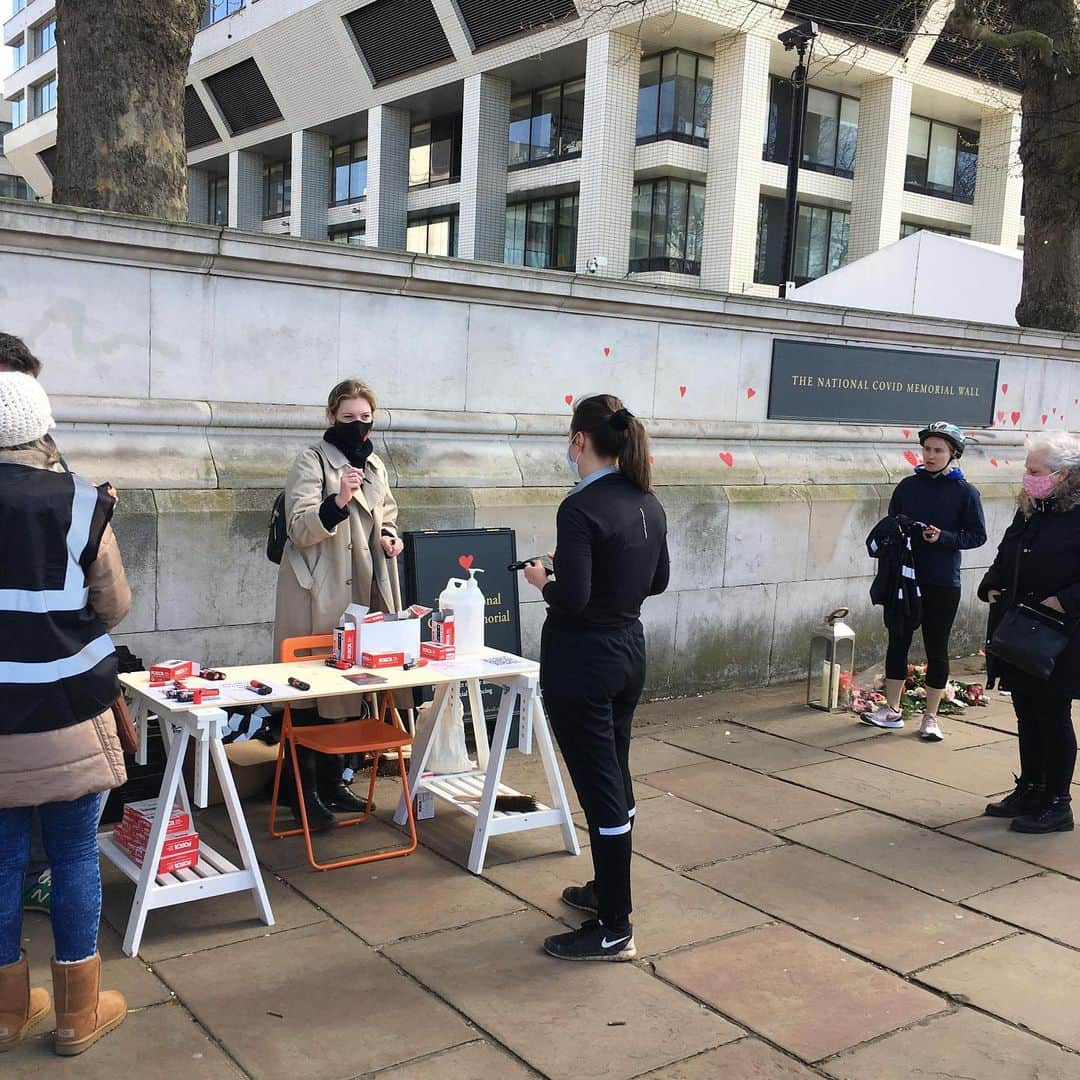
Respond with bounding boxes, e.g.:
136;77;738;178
1012;683;1078;797
885;585;961;688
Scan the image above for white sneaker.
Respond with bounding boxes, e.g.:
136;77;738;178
919;715;944;742
862;704;904;729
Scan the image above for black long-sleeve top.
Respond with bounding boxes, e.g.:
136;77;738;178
542;472;669;628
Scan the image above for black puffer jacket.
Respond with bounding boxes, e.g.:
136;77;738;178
979;482;1080;699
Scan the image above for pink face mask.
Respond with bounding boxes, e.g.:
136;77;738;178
1022;471;1060;500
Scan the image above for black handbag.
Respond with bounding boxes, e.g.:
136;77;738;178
988;536;1075;679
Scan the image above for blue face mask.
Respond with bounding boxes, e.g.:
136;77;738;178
566;438;580;479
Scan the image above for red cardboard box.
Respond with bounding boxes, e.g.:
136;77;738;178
149;659;198;684
121;799;191;841
333;624;357;666
420;641;456;661
114;826;199;861
361;651;405;669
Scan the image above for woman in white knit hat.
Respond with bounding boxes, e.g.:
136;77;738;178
0;371;133;1056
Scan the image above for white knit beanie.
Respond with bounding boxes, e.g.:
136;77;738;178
0;371;55;447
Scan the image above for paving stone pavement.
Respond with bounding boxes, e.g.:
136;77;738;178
7;678;1080;1078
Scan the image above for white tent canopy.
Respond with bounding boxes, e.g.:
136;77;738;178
788;231;1022;326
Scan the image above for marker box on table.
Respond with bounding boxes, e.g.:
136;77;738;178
120;799;191;842
149;659;199;685
420;641;455;661
361;651;405;670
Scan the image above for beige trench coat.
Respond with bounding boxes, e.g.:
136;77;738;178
272;439;403;719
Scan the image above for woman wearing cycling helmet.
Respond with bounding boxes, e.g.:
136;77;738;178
864;422;987;740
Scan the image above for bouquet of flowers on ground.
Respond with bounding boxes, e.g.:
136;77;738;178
850;663;988;719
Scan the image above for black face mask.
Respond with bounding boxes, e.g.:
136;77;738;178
328;419;373;451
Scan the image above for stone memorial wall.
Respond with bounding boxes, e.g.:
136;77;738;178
3;202;1077;696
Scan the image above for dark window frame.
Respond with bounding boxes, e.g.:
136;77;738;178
507;77;586;170
504;192;579;270
31;17;55;58
208;175;229;226
408;113;463;189
199;0;245;31
754;194;850;287
262;159;291;219
629;177;705;276
31;76;56;117
904;114;979;205
12;36;25;69
763;76;859;179
406;212;460;257
636;49;714;148
329;223;367;245
329;139;368;206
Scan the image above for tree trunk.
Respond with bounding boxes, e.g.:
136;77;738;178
53;0;200;221
1002;0;1080;331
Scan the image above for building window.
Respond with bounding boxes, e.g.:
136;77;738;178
630;178;706;275
10;97;25;129
32;18;55;57
755;195;849;286
12;38;25;70
637;51;713;146
12;0;26;13
329;224;366;245
263;160;290;218
764;77;859;178
899;222;969;239
0;174;33;200
199;0;244;30
406;213;458;257
508;79;585;167
409;115;462;189
208;176;228;225
32;77;57;117
905;116;978;203
330;139;367;205
505;193;578;270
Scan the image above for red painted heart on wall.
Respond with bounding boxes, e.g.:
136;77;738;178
719;452;734;467
1001;383;1009;395
603;347;611;357
1042;413;1049;425
1011;411;1021;425
458;555;474;570
902;428;912;438
746;387;757;399
996;411;1005;424
990;458;999;468
564;394;573;406
679;385;687;398
903;450;919;467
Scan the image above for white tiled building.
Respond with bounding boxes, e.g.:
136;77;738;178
2;0;1025;294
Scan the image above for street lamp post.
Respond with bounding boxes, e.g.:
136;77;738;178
777;20;818;299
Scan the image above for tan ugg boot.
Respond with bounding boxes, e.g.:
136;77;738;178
0;952;50;1052
51;953;126;1056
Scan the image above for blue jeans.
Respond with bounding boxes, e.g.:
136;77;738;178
0;792;103;965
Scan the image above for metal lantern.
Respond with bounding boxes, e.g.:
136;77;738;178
807;607;856;712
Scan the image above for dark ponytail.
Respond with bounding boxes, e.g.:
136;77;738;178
570;394;653;492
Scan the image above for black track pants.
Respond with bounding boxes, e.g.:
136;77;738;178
540;619;646;933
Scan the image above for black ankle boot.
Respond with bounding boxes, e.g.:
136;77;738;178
985;776;1045;818
284;747;336;831
1011;796;1074;834
316;753;374;814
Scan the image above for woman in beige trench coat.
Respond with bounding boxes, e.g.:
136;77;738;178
272;378;403;829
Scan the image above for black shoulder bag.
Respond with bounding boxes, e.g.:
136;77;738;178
988;528;1074;680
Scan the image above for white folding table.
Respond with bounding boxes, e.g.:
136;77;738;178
111;649;578;954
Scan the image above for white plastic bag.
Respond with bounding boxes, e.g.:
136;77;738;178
418;693;471;775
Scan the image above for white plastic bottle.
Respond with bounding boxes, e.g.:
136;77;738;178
437;568;486;655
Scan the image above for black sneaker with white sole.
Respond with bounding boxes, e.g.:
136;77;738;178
543;918;636;962
561;881;599;914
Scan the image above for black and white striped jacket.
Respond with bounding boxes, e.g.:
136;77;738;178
867;515;923;631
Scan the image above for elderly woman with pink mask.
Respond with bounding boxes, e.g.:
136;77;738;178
980;431;1080;834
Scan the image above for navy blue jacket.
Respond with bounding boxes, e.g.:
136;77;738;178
888;467;987;588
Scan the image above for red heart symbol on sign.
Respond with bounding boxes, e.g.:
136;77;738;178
719;452;734;468
603;347;610;357
1011;411;1021;425
990;458;999;467
1001;383;1009;395
679;385;687;398
648;455;655;464
564;394;573;406
458;555;474;571
1042;413;1049;425
902;428;912;438
747;387;757;399
903;450;919;467
996;410;1005;424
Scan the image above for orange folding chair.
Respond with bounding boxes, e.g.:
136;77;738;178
268;634;417;871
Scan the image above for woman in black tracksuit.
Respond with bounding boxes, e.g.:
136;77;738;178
522;394;669;962
864;422;986;740
980;431;1080;834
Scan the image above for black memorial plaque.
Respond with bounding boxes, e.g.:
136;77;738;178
768;339;998;426
402;528;523;742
